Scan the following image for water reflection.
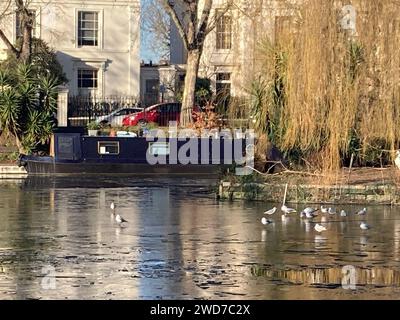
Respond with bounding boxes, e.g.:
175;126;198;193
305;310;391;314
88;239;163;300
0;177;400;299
251;265;400;288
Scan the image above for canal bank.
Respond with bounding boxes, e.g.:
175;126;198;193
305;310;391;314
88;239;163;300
0;165;27;179
218;167;400;205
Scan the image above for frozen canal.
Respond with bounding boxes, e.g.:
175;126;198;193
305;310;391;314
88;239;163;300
0;176;400;299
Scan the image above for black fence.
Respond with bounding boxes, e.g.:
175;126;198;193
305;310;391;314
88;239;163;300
68;96;140;127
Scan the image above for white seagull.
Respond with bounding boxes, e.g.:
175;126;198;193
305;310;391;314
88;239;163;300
281;204;296;215
261;217;274;225
340;210;347;217
110;202;115;213
264;207;277;215
305;211;318;219
303;207;319;214
314;224;327;233
280;183;295;215
328;207;336;215
321;206;328;213
360;222;370;230
395;150;400;169
301;207;318;219
356;208;367;215
115;214;128;225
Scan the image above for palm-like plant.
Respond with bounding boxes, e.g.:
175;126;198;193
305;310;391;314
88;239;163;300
0;63;60;154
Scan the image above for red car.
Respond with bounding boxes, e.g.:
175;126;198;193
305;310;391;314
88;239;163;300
122;102;199;126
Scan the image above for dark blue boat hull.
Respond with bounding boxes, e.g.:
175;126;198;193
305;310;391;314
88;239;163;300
22;157;227;176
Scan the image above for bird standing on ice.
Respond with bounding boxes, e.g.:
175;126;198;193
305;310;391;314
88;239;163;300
301;207;318;219
360;222;370;230
314;224;327;233
115;214;128;225
395;150;400;169
110;202;115;213
356;208;367;216
261;217;274;225
264;207;277;215
281;204;296;215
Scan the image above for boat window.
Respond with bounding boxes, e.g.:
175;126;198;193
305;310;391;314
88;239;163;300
149;142;170;155
57;136;74;160
98;141;119;155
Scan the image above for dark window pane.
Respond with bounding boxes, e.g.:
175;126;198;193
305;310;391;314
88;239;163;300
78;11;98;47
78;69;98;88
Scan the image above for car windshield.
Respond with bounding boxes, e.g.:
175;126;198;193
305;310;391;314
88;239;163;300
144;105;160;112
144;104;181;113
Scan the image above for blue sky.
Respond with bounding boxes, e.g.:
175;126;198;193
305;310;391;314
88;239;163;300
140;0;163;63
141;31;160;63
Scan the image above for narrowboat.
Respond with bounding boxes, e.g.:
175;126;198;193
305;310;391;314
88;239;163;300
19;127;250;176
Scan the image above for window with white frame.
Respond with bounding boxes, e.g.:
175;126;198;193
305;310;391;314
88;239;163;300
216;11;232;50
98;141;119;155
16;10;36;39
78;11;99;46
78;69;98;89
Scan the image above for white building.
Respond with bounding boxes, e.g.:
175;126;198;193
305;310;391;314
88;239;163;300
0;0;141;98
170;0;293;103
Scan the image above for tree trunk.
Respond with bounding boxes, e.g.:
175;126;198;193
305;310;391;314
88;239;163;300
13;132;25;154
20;21;32;64
180;49;201;127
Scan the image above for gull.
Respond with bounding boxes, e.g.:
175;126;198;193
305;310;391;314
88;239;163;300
356;208;367;215
328;207;336;215
261;217;273;225
303;207;319;214
314;224;327;233
281;204;296;215
301;207;318;219
360;222;370;230
340;210;347;217
280;183;295;215
321;206;328;213
305;211;318;219
264;207;277;215
110;202;115;213
395;150;400;169
300;207;318;219
115;214;128;225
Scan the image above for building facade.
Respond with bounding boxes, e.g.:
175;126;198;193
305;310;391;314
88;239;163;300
170;0;294;102
0;0;141;98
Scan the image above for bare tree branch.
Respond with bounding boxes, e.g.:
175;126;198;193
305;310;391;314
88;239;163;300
0;29;19;57
196;0;212;43
161;0;189;51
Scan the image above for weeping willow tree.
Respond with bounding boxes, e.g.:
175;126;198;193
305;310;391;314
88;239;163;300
249;0;400;171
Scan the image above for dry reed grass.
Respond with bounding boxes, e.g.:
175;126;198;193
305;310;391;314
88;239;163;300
242;0;400;176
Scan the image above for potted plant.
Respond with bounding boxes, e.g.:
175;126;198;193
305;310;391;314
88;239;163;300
87;121;100;136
